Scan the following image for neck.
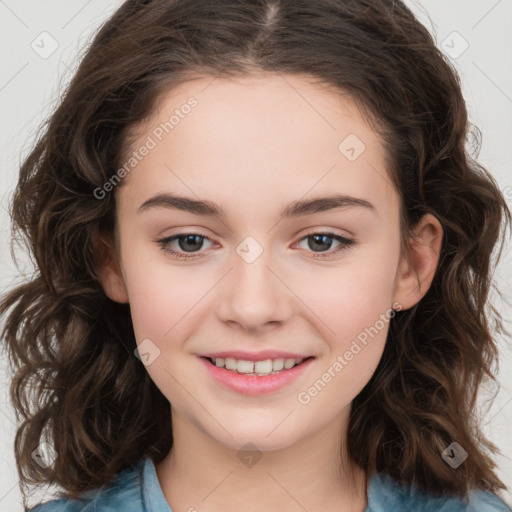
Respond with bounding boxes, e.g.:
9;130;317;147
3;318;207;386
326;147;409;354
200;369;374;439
155;407;368;512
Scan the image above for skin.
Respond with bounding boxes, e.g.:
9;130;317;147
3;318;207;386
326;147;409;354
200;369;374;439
98;72;443;512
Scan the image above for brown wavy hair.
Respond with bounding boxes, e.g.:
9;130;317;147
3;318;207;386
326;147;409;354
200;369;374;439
1;0;510;507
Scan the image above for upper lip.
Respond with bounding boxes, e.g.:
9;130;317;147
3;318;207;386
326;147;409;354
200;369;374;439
200;350;313;361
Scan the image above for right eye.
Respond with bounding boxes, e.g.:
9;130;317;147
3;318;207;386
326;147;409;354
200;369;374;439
156;232;215;260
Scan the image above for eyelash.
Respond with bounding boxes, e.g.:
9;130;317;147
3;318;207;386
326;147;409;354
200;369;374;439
156;231;355;260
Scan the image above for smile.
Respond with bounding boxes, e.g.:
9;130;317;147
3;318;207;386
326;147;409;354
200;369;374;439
206;356;306;376
198;354;315;395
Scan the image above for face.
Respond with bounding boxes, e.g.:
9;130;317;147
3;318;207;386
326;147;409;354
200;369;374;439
106;73;412;451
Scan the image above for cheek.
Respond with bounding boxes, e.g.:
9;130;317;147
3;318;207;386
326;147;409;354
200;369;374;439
124;262;206;343
121;270;164;341
295;268;393;412
292;257;396;401
299;259;396;339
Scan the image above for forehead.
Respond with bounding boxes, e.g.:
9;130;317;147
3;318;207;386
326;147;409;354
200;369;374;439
117;73;397;220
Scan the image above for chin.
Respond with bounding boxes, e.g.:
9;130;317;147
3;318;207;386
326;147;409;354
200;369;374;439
200;412;304;453
218;431;298;453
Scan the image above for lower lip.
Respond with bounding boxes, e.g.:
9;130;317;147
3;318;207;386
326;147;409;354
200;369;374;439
198;356;315;396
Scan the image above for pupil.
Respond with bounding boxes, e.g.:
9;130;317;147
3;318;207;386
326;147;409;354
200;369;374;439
309;234;332;252
179;235;203;252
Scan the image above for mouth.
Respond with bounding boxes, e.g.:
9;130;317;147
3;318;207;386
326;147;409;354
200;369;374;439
201;355;315;376
198;353;316;395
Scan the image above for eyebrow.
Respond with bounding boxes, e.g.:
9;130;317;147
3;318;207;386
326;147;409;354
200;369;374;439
138;193;376;219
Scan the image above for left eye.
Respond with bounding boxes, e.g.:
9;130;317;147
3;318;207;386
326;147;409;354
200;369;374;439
295;232;354;258
156;231;355;260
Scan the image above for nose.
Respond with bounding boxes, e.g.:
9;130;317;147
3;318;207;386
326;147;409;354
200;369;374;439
215;243;294;333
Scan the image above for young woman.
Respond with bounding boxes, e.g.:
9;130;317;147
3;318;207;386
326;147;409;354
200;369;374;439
2;1;510;510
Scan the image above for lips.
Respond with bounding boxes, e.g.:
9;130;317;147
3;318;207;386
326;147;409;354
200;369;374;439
198;352;315;395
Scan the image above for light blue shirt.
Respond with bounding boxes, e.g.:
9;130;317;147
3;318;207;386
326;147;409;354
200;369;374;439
28;456;511;511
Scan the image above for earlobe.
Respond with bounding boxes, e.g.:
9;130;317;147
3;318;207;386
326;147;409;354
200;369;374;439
93;231;129;304
392;213;443;311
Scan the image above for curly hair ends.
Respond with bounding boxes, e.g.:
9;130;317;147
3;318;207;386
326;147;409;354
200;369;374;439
1;0;510;506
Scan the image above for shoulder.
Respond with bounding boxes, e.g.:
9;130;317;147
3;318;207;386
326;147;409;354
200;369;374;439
366;473;511;512
28;458;147;512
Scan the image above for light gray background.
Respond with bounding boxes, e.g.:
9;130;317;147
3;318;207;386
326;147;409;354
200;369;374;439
1;1;511;510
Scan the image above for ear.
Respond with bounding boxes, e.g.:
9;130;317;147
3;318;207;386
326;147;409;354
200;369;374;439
392;213;443;311
93;230;129;304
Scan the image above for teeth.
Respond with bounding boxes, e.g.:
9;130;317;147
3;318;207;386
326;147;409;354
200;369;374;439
237;360;255;373
225;357;237;370
254;360;273;373
273;358;284;371
211;356;305;375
